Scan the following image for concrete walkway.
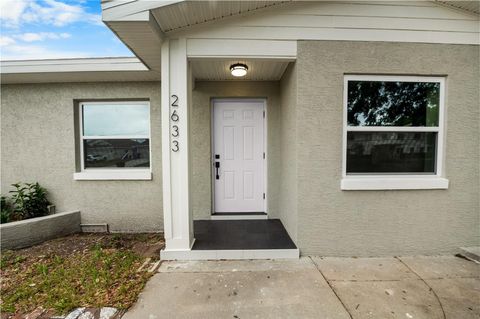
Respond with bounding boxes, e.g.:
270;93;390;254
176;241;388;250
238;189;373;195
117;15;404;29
123;256;479;319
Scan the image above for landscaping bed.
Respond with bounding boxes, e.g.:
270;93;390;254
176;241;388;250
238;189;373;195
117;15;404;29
0;233;164;318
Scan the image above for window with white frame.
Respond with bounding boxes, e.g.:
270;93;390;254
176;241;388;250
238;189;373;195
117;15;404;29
79;101;150;171
342;75;446;189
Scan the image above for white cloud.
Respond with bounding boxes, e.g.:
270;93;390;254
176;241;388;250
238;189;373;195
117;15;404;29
15;32;71;42
0;0;28;26
0;35;15;46
0;41;88;60
0;34;85;60
0;0;102;28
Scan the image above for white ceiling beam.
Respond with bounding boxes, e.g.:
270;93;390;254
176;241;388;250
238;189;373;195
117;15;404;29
186;39;297;60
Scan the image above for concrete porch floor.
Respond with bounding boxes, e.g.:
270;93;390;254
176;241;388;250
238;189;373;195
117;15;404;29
123;256;479;319
161;219;299;260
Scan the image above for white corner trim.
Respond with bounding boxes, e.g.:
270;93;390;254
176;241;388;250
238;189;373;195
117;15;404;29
341;177;449;190
73;170;152;181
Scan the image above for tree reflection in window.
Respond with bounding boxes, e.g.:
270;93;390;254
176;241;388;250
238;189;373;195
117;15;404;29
347;81;440;127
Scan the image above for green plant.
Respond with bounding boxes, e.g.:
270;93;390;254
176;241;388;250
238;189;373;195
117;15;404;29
9;182;51;220
1;195;12;223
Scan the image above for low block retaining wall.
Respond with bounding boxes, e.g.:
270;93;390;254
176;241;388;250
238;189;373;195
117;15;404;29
0;211;81;250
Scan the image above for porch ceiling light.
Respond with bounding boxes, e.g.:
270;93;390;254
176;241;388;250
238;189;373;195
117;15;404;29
230;63;248;77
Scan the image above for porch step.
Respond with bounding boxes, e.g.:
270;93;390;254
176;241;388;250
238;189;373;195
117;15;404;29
211;212;267;220
213;212;266;215
161;219;299;260
459;247;480;263
161;248;299;260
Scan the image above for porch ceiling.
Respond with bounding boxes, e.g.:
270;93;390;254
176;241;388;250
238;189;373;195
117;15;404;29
191;59;289;81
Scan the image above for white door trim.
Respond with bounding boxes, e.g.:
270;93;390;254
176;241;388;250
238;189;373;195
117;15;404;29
211;98;267;217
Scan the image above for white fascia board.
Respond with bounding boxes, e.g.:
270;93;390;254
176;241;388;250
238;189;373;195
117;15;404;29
102;0;183;21
0;57;148;74
1;71;160;84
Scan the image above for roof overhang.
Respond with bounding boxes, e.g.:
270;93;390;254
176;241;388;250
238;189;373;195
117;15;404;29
101;1;175;72
1;57;160;84
2;1;477;84
101;0;479;73
101;1;290;73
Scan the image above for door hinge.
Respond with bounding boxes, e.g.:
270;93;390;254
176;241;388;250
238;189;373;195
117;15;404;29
263;152;265;159
263;111;265;118
263;193;265;200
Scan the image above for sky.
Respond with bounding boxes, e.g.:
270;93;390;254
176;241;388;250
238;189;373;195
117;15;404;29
0;0;133;60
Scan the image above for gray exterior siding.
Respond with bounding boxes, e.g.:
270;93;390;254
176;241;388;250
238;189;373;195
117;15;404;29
296;41;479;256
1;82;163;232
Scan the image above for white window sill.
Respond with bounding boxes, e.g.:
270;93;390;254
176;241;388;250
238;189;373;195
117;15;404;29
73;170;152;181
341;177;449;190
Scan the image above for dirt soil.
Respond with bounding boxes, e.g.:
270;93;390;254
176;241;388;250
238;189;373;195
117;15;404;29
0;233;164;318
15;233;164;260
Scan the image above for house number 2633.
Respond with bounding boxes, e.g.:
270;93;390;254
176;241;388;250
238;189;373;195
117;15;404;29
171;95;180;152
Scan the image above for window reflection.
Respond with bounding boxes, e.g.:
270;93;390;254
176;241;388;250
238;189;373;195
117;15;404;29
83;103;150;136
84;139;150;168
347;81;440;127
346;132;436;173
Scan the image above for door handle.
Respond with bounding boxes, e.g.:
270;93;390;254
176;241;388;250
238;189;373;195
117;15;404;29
215;161;220;180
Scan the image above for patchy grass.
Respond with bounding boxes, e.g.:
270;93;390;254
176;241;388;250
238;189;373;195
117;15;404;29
0;233;164;316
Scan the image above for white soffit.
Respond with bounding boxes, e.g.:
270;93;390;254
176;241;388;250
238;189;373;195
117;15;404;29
191;59;289;81
437;1;479;15
106;18;163;71
101;1;168;72
0;57;160;84
150;1;289;32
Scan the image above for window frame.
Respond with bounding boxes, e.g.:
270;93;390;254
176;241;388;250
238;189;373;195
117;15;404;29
341;75;448;190
74;101;152;181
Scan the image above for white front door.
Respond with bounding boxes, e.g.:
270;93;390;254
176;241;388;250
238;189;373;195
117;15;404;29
213;100;266;213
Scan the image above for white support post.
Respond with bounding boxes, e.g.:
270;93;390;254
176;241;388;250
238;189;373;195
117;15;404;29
161;38;194;253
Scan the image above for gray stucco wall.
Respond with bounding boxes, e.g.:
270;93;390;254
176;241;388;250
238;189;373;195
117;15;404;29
1;82;163;232
2;41;478;257
191;81;281;219
296;41;480;256
278;64;298;241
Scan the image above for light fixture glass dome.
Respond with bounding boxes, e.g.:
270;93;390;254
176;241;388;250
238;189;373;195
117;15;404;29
230;63;248;77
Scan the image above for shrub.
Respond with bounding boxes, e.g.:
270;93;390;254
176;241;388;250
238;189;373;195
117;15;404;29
9;182;51;220
1;196;12;223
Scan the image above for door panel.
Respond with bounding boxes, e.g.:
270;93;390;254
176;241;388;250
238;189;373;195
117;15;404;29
213;100;265;213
